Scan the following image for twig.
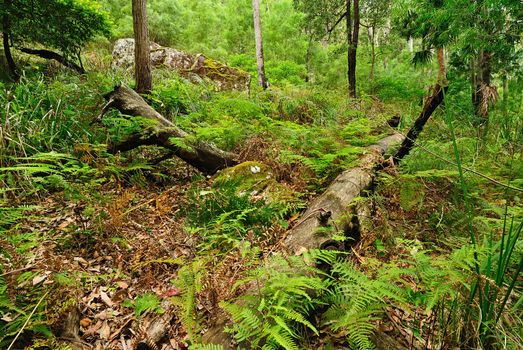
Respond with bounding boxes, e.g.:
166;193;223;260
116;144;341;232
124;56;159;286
7;291;49;350
1;265;35;277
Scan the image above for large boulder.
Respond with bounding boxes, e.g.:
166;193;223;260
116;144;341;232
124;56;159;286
112;38;251;91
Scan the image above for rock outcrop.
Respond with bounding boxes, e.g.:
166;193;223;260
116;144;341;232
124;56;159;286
112;38;251;91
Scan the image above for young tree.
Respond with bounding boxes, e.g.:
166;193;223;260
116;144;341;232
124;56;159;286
294;0;360;98
0;0;111;79
361;0;390;80
132;0;152;93
252;0;268;89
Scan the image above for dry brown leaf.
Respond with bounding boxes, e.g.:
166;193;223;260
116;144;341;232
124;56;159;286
100;290;114;307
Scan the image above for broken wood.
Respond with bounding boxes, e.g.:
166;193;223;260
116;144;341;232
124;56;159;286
18;47;85;74
136;311;175;350
99;84;238;174
283;133;404;255
394;84;447;162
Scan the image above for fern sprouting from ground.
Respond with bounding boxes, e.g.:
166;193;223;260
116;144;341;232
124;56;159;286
221;251;336;350
322;260;408;350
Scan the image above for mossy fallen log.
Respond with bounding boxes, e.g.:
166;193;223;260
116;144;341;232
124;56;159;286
98;84;238;174
201;133;405;349
282;133;405;254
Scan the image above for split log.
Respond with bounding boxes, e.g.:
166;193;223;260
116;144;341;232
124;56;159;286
394;84;447;162
283;133;404;255
99;84;238;174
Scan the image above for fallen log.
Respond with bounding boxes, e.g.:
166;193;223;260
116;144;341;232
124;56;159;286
283;133;405;255
98;85;238;174
201;133;405;349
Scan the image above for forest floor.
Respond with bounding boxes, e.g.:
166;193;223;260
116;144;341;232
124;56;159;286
1;60;522;350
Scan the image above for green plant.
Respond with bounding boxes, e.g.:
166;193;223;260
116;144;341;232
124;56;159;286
322;260;407;350
123;293;164;318
221;251;334;350
170;259;207;342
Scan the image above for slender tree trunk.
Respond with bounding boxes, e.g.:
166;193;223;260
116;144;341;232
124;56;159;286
368;25;375;80
252;0;268;89
346;0;359;98
2;0;18;81
436;47;446;84
305;34;313;83
132;0;152;93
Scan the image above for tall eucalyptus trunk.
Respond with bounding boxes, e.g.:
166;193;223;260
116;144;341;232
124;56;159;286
346;0;359;98
252;0;268;89
132;0;152;93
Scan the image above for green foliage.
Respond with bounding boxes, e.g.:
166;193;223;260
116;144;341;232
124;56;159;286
124;293;164;318
2;0;111;60
222;251;334;350
323;260;407;350
170;259;207;341
184;180;279;252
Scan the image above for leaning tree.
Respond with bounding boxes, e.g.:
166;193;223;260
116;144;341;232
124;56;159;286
0;0;111;80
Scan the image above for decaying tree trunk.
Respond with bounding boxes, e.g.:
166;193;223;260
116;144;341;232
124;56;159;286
283;133;404;255
136;311;175;350
394;84;447;162
201;133;404;349
98;85;237;174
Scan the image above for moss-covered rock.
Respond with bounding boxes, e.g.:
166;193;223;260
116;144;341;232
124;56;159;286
213;161;301;210
213;161;272;192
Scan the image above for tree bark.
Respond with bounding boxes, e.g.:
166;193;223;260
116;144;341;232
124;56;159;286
99;85;237;174
252;0;268;89
346;0;359;98
2;0;18;81
436;47;446;84
132;0;152;93
283;133;404;254
368;25;375;80
394;84;447;162
473;50;496;119
18;47;85;74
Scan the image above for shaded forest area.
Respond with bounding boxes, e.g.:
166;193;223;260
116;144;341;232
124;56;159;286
1;1;522;350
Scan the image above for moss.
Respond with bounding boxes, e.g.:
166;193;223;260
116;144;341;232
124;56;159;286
213;161;272;191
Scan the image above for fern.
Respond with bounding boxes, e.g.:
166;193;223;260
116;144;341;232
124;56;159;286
222;252;330;349
170;259;207;342
322;260;408;350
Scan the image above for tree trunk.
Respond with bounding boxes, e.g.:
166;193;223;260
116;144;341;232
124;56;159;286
394;84;447;162
305;34;313;83
346;0;359;98
437;47;446;84
473;50;496;119
2;0;18;81
368;25;375;80
98;85;237;174
132;0;152;93
408;36;414;52
252;0;268;89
